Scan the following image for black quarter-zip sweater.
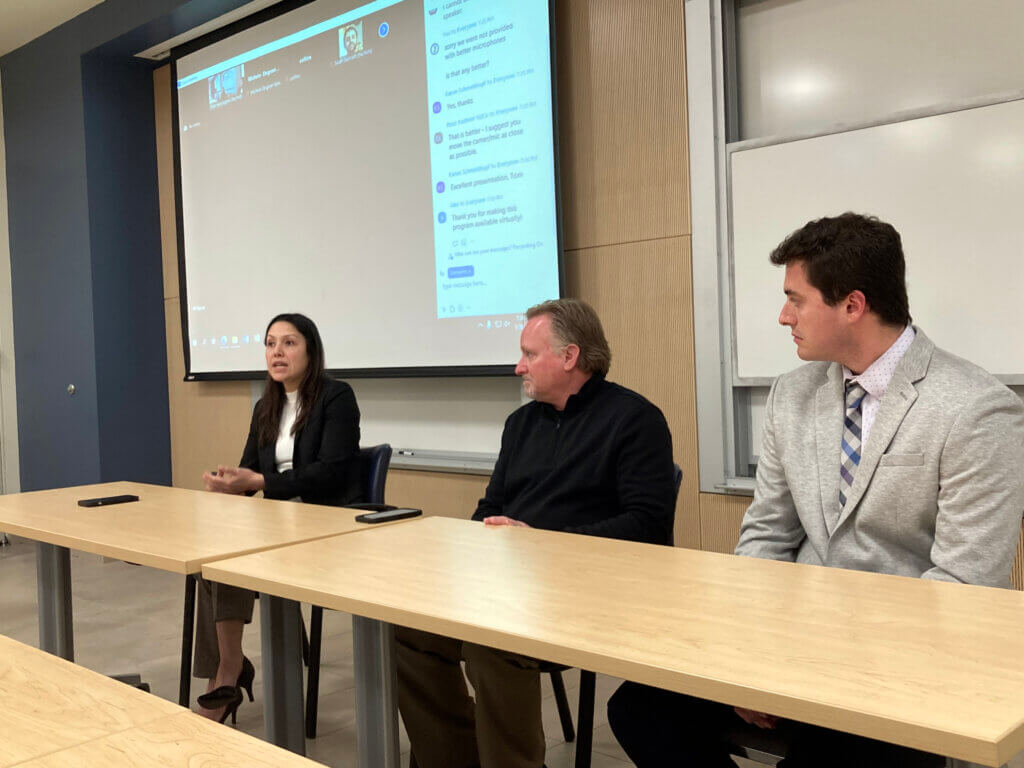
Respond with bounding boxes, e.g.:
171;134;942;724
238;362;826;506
473;373;676;544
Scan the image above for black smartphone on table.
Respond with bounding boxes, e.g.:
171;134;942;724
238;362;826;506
77;494;139;507
354;508;422;523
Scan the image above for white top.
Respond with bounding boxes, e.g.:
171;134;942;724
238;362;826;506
842;325;915;448
275;390;299;472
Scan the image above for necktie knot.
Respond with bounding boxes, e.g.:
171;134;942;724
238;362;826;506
845;381;866;412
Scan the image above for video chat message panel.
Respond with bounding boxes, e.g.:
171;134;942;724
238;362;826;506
175;0;560;375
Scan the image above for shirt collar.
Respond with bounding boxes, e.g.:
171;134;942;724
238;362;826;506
843;325;915;399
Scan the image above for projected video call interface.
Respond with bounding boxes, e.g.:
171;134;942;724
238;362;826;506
176;0;559;373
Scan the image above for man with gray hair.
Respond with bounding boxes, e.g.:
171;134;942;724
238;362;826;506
396;298;676;768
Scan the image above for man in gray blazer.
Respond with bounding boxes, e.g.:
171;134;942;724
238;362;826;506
608;212;1024;768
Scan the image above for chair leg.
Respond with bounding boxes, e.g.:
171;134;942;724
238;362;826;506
305;605;324;739
574;670;596;768
549;669;576;742
301;612;311;667
178;574;196;707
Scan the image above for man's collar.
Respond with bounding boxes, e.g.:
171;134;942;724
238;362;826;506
542;371;605;416
842;325;915;398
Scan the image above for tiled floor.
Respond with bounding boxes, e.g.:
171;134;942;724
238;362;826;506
0;535;634;767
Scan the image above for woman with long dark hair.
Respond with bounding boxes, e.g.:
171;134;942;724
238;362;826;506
195;312;361;722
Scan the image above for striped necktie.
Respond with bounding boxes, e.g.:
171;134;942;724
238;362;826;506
839;381;867;509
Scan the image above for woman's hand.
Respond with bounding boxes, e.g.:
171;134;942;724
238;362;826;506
734;707;778;729
482;516;530;528
203;466;265;494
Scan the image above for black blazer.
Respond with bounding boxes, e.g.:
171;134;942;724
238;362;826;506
240;378;361;506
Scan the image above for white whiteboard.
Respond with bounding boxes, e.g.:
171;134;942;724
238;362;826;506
731;97;1024;381
250;376;522;458
351;377;522;456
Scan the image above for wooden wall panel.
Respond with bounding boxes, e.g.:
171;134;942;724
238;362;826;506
385;469;488;520
565;236;699;549
699;492;751;555
555;0;690;250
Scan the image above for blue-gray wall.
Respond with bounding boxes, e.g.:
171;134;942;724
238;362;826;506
1;0;251;490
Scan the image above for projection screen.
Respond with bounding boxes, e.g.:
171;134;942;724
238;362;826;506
173;0;561;378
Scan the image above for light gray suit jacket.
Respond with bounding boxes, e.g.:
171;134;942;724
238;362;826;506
735;329;1024;588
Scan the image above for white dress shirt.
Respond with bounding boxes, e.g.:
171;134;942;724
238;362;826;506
842;324;915;449
275;390;298;472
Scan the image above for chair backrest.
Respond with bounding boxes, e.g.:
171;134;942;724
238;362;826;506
357;444;392;505
669;463;683;547
1012;519;1024;591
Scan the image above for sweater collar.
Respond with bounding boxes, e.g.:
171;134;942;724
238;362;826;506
541;371;606;418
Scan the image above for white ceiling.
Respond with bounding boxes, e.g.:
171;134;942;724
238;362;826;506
0;0;105;58
0;0;279;63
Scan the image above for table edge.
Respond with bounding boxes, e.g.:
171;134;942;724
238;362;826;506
201;562;1012;766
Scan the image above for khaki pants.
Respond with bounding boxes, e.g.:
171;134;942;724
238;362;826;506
192;576;255;679
396;626;545;768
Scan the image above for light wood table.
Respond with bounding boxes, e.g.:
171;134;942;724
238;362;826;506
15;711;324;768
0;635;321;768
0;633;178;767
0;480;393;754
205;515;1024;768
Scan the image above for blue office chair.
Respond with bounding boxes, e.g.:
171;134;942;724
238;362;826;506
305;443;393;738
546;463;683;768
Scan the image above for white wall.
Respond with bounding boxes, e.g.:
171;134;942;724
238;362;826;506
0;67;21;494
737;0;1024;140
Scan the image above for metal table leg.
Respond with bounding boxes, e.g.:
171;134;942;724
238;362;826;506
260;593;305;755
179;574;197;707
36;542;73;660
352;616;400;768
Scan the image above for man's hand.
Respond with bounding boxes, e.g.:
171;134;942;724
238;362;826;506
482;516;530;528
734;707;778;729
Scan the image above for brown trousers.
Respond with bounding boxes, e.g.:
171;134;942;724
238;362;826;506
192;576;255;679
395;626;546;768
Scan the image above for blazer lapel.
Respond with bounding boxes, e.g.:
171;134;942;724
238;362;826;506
834;329;933;531
259;440;275;474
291;422;304;468
816;363;845;535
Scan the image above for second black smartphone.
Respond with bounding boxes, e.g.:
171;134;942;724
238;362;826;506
77;494;140;507
354;508;422;524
